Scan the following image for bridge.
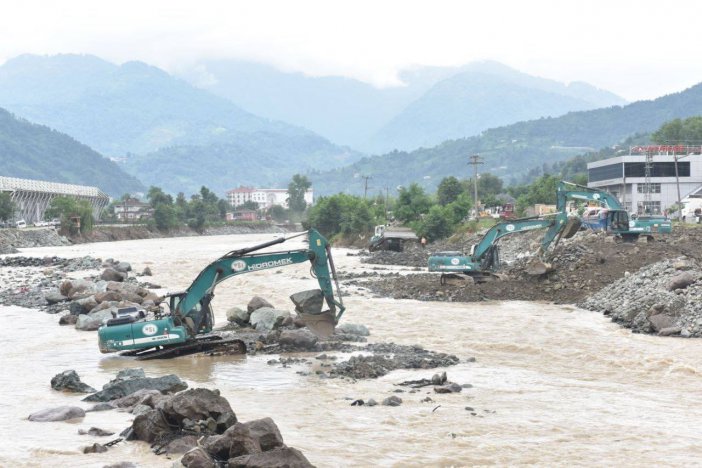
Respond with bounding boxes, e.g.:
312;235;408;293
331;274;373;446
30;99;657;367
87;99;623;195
0;176;110;224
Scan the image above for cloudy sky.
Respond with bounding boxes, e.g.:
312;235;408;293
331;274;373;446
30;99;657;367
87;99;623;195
2;0;700;101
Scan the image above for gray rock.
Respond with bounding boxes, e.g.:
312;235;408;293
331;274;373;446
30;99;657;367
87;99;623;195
227;447;313;468
114;368;146;381
101;268;126;282
44;290;68;305
226;307;250;326
161;388;237;432
290;289;324;315
132;404;153;417
242;417;285;451
78;427;114;436
83;443;108;454
250;307;290;333
247;296;273;313
28;406;86;422
51;370;96;393
58;314;78;326
142;266;153;276
132;409;173;443
203;423;261;460
103;463;137;468
649;314;677;332
434;383;463;394
69;295;98;315
335;323;370;336
83;374;187;402
431;372;447;385
75;309;114;331
111;388;160;408
659;326;682;336
114;262;132;273
382;396;403;407
367;398;378;406
667;272;696;291
67;279;97;299
95;290;122;303
163;435;199;454
182;447;216;468
278;329;318;350
86;402;115;412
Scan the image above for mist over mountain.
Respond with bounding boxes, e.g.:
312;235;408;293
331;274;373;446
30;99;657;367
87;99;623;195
0;107;144;196
185;60;626;153
310;81;702;196
0;54;361;194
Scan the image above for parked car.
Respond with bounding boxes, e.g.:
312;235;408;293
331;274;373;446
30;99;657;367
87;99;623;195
15;219;27;229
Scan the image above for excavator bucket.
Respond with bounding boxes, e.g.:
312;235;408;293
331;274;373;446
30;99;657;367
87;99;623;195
290;289;336;338
560;217;582;239
525;259;554;276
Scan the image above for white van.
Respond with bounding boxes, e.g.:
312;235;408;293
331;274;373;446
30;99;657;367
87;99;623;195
15;219;27;229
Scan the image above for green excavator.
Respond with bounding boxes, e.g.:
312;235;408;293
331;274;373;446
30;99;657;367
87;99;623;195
428;181;646;283
98;229;345;360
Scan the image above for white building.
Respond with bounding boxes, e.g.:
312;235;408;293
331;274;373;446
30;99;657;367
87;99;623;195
226;186;313;209
587;145;702;215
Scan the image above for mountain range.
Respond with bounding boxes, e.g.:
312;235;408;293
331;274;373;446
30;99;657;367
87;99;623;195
309;81;702;196
0;107;144;196
186;60;626;152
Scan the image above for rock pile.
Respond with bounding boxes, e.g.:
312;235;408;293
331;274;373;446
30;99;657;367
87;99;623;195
579;257;702;337
0;227;69;254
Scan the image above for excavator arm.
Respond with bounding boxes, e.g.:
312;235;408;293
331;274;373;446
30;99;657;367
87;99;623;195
98;229;345;356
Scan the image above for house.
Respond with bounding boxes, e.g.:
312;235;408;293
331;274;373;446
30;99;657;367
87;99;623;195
114;197;153;221
226;186;313;209
226;210;258;222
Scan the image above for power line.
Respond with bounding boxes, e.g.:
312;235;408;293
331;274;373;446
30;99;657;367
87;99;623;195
361;175;373;199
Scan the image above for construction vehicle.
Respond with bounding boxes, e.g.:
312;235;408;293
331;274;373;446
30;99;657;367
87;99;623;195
368;225;418;252
98;229;345;360
428;215;581;283
428;180;654;283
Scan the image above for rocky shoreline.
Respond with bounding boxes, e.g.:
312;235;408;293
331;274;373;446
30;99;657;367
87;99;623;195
0;222;289;253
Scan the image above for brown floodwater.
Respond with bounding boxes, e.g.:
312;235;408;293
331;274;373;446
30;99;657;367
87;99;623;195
2;233;702;467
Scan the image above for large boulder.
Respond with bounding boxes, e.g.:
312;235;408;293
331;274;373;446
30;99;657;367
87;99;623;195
28;406;85;422
67;279;97;299
242;417;284;451
667;272;696;291
203;423;261;460
101;268;126;282
247;296;273;313
161;388;237;432
250;308;290;333
58;314;78;326
75;309;114;331
44;290;68;305
83;374;187;402
163;435;199;454
114;261;132;273
95;290;123;303
226;307;250;326
182;447;216;468
335;323;370;336
110;388;161;408
227;447;313;468
132;409;173;443
51;370;96;393
649;314;678;332
69;295;98;315
278;329;318;350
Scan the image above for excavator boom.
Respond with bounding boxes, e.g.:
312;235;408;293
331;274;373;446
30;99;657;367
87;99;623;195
97;229;345;357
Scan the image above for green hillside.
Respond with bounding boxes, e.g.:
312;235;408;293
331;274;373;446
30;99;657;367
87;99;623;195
0;108;144;196
312;82;702;195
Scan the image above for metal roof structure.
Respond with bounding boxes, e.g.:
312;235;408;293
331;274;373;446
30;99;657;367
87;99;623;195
0;176;108;198
0;176;110;224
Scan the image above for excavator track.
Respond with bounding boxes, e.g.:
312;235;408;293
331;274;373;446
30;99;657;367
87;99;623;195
120;336;246;361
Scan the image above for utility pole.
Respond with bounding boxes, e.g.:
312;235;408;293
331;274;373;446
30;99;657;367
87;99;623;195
468;154;483;220
384;186;389;223
362;175;372;199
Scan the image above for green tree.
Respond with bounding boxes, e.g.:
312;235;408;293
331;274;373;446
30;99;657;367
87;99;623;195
652;116;702;144
147;186;173;207
304;194;376;238
395;183;432;223
0;192;15;222
45;196;94;234
153;204;178;231
268;205;288;222
287;174;311;213
437;176;464;206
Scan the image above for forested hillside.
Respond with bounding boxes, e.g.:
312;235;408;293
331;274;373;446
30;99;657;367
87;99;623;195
0;108;144;196
311;82;702;195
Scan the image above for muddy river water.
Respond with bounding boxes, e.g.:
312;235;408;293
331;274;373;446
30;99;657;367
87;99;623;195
2;233;702;467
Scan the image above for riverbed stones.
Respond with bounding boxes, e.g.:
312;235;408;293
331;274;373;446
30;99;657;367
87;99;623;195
44;290;68;304
75;308;114;331
667;272;696;291
181;447;216;468
101;267;126;282
226;307;250;326
227;447;313;468
249;307;290;332
247;296;273;313
28;406;86;422
382;396;402;406
335;323;370;336
278;329;318;350
83;374;187;402
51;370;96;393
69;295;98;315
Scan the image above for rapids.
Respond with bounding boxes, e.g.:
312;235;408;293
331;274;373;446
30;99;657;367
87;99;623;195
1;233;702;467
